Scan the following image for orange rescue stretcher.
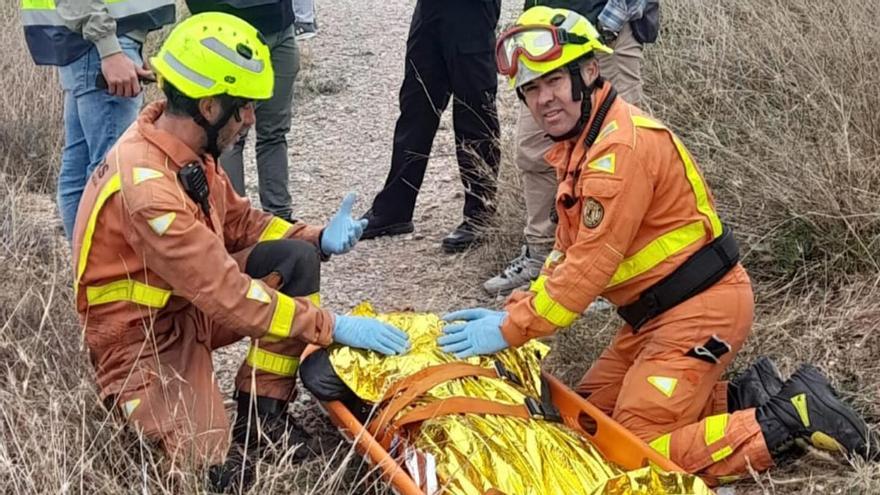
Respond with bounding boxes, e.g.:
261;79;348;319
301;345;709;495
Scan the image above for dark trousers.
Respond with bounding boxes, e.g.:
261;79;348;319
371;0;502;223
244;239;320;299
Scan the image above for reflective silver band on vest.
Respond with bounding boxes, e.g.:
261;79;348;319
22;0;174;26
161;51;216;89
107;0;175;19
201;37;265;73
20;9;61;26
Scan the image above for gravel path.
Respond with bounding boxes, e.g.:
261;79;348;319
213;0;524;443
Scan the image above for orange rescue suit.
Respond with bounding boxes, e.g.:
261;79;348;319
72;102;333;464
503;82;774;484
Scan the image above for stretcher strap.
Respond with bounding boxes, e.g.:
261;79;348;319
376;397;532;449
368;363;499;440
378;363;495;403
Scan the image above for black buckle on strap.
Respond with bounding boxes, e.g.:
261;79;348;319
523;378;563;422
525;396;544;418
618;291;659;331
493;360;523;387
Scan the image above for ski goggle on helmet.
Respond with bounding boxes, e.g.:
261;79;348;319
496;7;612;89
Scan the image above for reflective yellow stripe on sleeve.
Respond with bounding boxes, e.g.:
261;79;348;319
259;217;294;242
649;433;671;459
529;274;548;294
631;115;723;238
86;279;171;308
75;170;172;309
533;287;579;328
607;220;706;287
307;293;321;307
672;135;723;238
711;445;734;462
263;293;318;343
76;173;122;288
704;413;729;446
266;292;296;339
246;345;299;377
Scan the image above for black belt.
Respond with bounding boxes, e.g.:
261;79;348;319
617;227;740;331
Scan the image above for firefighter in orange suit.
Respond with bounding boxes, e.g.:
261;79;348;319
72;13;409;492
438;6;876;485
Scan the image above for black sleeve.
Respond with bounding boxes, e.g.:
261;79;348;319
299;348;370;422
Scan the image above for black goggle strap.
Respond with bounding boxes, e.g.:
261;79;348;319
556;30;589;46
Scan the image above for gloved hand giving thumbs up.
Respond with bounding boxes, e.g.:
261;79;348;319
321;192;368;255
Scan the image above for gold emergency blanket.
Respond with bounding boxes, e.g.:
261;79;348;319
328;304;711;495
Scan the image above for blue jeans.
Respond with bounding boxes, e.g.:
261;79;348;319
293;0;315;23
57;36;143;240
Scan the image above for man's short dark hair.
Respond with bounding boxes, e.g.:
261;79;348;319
161;81;242;119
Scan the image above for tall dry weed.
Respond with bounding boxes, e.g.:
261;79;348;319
646;0;880;281
1;3;62;190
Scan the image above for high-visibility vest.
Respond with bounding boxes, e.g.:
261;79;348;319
21;0;176;66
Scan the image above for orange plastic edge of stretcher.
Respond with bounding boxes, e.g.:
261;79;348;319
302;345;692;495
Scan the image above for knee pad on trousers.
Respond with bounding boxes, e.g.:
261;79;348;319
244;239;321;297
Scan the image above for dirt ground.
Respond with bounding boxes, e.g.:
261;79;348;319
211;0;528;444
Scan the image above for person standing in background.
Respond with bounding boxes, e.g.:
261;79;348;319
293;0;318;40
360;0;502;254
187;0;300;222
484;0;660;294
21;0;176;240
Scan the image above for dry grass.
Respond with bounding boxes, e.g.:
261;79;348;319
1;8;62;191
2;0;879;493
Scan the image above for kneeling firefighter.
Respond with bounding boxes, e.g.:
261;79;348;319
437;6;877;485
71;13;409;492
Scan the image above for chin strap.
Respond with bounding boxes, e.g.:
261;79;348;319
582;82;617;148
192;101;244;160
547;68;608;143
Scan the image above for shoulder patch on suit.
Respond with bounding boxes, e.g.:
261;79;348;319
587;153;616;174
594;120;619;144
247;280;272;304
647;376;678;398
133;167;164;185
147;212;176;236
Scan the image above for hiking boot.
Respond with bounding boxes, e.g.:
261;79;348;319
231;392;312;462
294;22;318;41
442;219;484;253
360;209;414;240
209;391;313;495
757;364;878;462
728;356;785;412
483;245;544;294
207;445;254;494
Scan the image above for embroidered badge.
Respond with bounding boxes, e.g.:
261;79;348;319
582;198;604;228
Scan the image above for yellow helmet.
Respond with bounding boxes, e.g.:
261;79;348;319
497;6;612;89
151;12;274;100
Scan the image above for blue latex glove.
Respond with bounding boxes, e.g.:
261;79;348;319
333;315;410;355
437;308;510;358
320;192;368;255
